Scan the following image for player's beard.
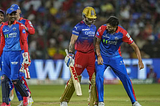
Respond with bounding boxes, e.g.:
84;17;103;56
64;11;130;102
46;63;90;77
107;29;115;34
84;18;96;25
107;27;117;34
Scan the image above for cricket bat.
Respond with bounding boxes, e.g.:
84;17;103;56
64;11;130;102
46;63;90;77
65;49;82;96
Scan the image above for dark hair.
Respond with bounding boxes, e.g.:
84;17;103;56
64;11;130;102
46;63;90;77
106;16;119;26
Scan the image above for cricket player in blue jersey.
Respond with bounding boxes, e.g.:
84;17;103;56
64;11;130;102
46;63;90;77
95;16;144;106
0;7;30;106
60;7;97;106
8;4;35;106
0;9;5;85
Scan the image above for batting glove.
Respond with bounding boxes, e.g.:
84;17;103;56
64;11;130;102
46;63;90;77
65;53;74;67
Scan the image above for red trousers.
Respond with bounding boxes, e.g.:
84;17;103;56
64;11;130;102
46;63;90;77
74;51;95;81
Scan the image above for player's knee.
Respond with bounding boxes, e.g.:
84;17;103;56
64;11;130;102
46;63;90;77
12;79;20;85
91;73;96;85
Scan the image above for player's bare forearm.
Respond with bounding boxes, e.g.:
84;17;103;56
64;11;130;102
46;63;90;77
130;42;144;69
69;34;78;53
95;37;101;56
69;43;74;53
130;42;142;61
95;37;103;65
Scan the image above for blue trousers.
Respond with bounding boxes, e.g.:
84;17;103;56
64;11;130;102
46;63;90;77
95;56;137;103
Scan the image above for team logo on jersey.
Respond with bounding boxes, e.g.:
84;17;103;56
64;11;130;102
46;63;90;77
115;37;119;40
119;61;124;65
96;31;99;36
13;27;16;31
22;29;26;33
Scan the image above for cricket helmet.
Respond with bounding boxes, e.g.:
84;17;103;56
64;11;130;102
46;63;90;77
82;7;97;19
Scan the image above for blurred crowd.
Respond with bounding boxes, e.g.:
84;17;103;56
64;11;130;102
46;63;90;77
0;0;160;59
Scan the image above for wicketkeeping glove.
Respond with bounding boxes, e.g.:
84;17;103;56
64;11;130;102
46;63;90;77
65;53;74;67
22;52;31;68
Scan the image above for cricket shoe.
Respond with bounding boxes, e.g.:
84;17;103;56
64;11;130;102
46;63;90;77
23;96;29;106
1;103;11;106
98;102;105;106
28;97;34;106
88;102;98;106
60;101;68;106
132;101;142;106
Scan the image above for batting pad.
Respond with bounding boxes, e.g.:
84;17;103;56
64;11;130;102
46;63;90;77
89;73;98;106
60;76;82;103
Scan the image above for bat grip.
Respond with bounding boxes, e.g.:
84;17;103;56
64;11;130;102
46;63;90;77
65;49;69;55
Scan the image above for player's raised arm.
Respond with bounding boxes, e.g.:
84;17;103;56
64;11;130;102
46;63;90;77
130;42;144;70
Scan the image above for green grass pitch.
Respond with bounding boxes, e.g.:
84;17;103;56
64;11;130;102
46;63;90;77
0;84;160;106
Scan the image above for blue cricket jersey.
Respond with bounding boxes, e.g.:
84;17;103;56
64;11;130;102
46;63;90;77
0;21;27;52
72;21;96;53
96;24;134;57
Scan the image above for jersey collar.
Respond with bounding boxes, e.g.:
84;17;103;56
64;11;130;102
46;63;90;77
19;17;23;21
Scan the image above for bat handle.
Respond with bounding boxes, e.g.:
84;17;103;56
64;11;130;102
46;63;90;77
65;49;69;56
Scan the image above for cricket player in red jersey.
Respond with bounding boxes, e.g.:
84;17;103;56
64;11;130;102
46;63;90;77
9;4;35;106
60;7;97;106
95;16;144;106
0;9;5;85
0;7;30;106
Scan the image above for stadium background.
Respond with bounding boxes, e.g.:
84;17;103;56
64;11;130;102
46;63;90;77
0;0;160;106
0;0;160;83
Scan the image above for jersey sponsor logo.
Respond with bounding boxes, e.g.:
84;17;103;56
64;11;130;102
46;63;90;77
82;29;90;31
11;62;18;65
22;29;26;33
5;32;17;38
4;34;9;38
102;39;117;45
13;27;16;31
103;34;109;38
3;29;9;32
74;26;78;30
84;31;95;36
75;64;82;68
28;21;33;27
126;33;133;42
72;30;79;34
